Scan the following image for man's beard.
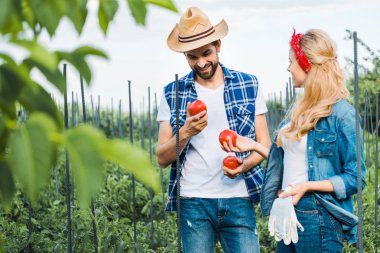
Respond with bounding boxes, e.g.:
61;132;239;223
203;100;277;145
193;61;219;80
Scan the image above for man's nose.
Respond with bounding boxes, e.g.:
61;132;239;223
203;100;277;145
197;58;207;68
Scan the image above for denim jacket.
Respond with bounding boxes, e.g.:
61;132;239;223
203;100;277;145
260;99;366;243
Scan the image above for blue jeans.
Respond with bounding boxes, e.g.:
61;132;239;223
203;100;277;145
277;194;344;253
180;197;259;253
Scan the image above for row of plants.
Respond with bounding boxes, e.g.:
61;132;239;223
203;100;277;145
0;123;378;252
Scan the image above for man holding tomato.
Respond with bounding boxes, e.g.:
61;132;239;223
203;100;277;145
156;6;270;253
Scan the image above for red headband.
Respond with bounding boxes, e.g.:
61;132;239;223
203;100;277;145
290;28;312;72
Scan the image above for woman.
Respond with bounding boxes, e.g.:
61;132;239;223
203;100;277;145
221;29;366;252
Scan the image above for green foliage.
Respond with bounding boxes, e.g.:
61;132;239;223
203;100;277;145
144;0;178;12
66;126;108;208
0;161;15;205
8;113;58;205
65;124;161;208
0;160;173;252
127;0;148;25
0;0;178;207
99;0;119;34
0;109;378;251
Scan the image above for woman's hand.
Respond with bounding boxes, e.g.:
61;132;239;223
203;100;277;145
220;134;269;159
220;135;256;153
278;184;309;206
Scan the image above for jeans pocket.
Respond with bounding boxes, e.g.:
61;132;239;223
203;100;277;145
294;207;319;215
294;195;319;214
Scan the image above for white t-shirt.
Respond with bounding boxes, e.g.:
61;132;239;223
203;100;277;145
280;123;309;190
157;82;267;198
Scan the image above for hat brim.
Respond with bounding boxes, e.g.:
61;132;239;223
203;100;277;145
167;19;228;53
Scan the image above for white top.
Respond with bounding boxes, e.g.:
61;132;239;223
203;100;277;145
157;82;267;198
281;123;309;190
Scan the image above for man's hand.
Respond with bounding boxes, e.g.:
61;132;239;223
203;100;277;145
181;102;208;138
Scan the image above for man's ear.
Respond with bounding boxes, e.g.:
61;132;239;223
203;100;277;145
216;40;221;53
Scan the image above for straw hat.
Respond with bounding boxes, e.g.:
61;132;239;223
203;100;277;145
167;6;229;52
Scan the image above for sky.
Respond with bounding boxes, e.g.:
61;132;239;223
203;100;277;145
4;0;380;113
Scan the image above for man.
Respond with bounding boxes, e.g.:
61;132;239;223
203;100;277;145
156;6;270;253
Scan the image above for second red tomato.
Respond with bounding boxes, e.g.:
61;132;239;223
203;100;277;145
223;156;240;170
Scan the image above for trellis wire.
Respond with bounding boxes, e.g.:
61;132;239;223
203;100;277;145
148;87;155;248
117;99;123;181
175;74;182;253
353;31;364;253
128;80;137;253
80;76;98;253
375;93;379;253
155;91;167;220
63;64;73;253
70;92;76;208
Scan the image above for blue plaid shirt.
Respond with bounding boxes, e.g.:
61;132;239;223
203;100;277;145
163;63;265;211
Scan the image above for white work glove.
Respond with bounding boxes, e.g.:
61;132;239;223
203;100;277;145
268;187;304;245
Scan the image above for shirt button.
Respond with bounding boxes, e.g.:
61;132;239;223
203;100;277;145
309;146;312;150
321;138;325;142
310;165;313;168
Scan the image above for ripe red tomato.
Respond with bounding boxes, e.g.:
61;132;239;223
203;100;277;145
219;129;238;146
223;156;240;170
188;100;207;116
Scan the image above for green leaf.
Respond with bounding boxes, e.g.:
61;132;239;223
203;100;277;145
18;81;63;128
66;0;88;35
103;139;161;194
73;46;108;59
65;125;162;208
65;125;107;208
98;0;118;35
29;0;66;36
23;58;65;94
0;114;4;136
0;113;9;152
0;160;15;205
58;51;92;85
7;113;58;205
0;53;62;125
0;0;23;35
144;0;178;12
0;64;27;117
127;0;147;25
21;0;35;28
57;46;108;85
0;0;13;26
0;53;16;64
0;52;33;84
12;39;58;71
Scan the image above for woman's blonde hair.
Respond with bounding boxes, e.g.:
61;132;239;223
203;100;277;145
277;29;349;146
